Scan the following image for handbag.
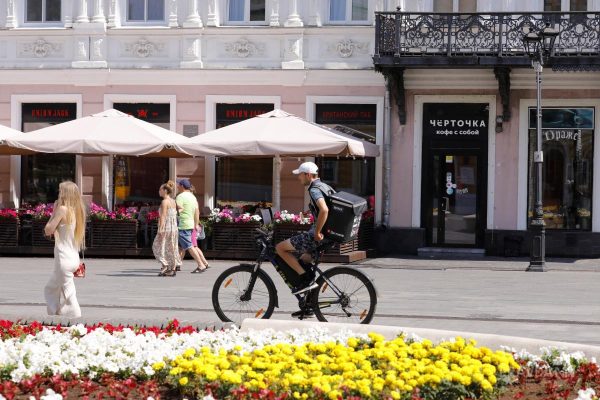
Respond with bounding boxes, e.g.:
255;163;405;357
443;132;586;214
74;239;86;278
197;223;206;240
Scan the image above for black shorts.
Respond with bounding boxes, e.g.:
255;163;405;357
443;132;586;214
289;228;318;254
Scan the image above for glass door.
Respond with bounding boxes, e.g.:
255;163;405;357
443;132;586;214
431;152;479;246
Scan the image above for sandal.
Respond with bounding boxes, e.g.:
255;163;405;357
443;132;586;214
191;266;206;273
158;266;169;277
164;269;176;277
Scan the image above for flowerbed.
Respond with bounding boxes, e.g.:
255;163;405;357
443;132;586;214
1;320;599;400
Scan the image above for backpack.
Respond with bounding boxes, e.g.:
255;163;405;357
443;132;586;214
308;180;368;243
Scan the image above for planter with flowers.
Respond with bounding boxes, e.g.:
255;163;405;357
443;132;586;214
30;204;54;247
146;210;160;247
0;208;19;247
89;203;138;249
272;210;313;244
357;209;375;251
210;208;262;259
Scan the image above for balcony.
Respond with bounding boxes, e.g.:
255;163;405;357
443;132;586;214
374;11;600;70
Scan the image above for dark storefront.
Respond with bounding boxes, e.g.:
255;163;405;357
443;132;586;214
112;103;170;205
421;103;489;248
215;103;275;206
21;103;77;204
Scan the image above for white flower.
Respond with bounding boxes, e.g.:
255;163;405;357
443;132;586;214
575;388;596;400
40;389;63;400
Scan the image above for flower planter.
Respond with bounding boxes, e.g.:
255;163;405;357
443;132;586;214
90;220;138;249
272;222;312;244
357;219;375;251
0;219;19;247
32;219;53;247
212;222;261;259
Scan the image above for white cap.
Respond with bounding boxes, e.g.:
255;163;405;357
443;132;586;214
292;161;319;175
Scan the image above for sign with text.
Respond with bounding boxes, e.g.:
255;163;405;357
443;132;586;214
529;107;594;130
216;103;274;128
113;103;170;123
22;103;76;123
315;104;377;125
423;103;489;146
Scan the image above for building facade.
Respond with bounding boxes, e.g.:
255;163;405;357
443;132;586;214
375;0;600;257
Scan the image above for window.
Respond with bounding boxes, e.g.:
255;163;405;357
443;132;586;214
329;0;369;23
215;103;274;206
127;0;165;21
527;107;594;230
544;0;586;11
433;0;477;13
228;0;266;22
112;103;170;206
315;104;377;199
21;103;77;205
26;0;61;22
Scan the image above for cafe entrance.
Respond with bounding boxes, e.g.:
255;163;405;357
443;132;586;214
421;103;489;247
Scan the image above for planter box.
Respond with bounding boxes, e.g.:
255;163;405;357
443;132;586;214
32;219;53;247
358;219;375;251
212;222;261;259
90;220;138;249
273;223;312;244
0;220;19;247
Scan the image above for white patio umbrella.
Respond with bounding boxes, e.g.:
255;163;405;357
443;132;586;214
178;109;380;158
179;109;380;210
4;109;194;157
0;124;34;155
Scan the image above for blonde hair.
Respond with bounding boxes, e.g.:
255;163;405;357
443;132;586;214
161;180;176;196
57;181;86;250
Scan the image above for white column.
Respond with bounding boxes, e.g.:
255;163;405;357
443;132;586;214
269;0;280;27
64;0;74;27
207;0;219;26
168;0;179;27
204;156;215;209
76;0;89;23
307;0;320;26
284;0;303;27
5;0;17;28
91;0;105;22
107;0;116;27
183;0;203;27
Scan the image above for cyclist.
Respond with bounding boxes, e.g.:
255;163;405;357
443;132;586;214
275;161;333;299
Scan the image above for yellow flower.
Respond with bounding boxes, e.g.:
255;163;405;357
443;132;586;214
178;377;188;386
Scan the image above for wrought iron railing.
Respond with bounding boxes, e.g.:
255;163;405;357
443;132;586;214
375;11;600;67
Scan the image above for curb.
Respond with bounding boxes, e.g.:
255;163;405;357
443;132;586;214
240;319;600;359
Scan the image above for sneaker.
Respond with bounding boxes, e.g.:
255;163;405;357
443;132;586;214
291;309;314;319
292;276;318;295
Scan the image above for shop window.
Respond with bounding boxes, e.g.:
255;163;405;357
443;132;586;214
127;0;165;21
21;103;76;205
215;103;274;206
26;0;61;22
329;0;368;22
228;0;266;23
112;103;170;206
433;0;477;13
315;104;376;199
528;107;594;230
544;0;586;11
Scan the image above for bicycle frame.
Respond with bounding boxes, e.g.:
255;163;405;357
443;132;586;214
240;229;347;307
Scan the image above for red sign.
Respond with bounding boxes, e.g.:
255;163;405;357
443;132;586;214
30;108;72;118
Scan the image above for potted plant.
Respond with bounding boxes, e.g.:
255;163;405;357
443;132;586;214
272;210;313;244
0;208;19;247
210;208;262;259
31;204;54;247
146;210;160;247
89;203;138;249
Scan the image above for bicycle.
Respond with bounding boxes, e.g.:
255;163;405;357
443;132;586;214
212;227;377;327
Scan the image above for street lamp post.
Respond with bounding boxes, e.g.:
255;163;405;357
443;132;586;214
523;23;559;272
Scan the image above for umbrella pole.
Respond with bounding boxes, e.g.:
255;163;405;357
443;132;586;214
273;155;281;212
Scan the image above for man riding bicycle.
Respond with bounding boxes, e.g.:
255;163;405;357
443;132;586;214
275;161;334;297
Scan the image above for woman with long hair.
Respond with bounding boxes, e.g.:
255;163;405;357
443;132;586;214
44;181;86;318
152;180;181;276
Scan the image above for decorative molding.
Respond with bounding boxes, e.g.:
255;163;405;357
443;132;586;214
269;0;280;27
169;0;179;27
494;67;511;121
19;39;63;58
224;38;265;58
331;39;369;58
5;0;17;28
206;0;219;27
92;37;105;59
107;0;116;27
124;39;166;58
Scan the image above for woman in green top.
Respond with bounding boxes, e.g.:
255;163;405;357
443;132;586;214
175;178;209;273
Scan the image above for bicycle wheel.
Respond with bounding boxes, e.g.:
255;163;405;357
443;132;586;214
212;264;277;327
311;266;377;324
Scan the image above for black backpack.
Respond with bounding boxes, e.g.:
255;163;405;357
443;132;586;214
308;181;367;243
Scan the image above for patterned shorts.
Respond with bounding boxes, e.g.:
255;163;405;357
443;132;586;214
289;228;318;255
